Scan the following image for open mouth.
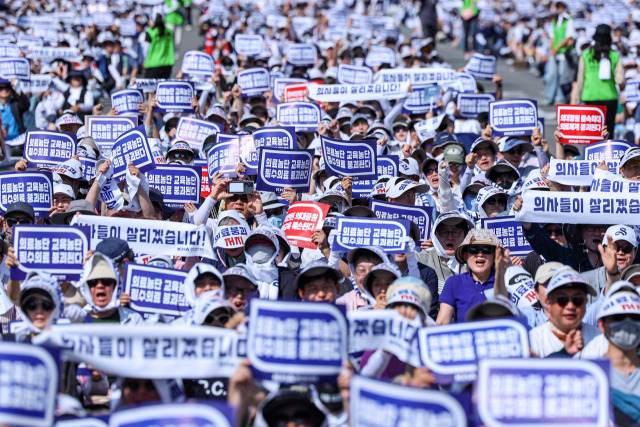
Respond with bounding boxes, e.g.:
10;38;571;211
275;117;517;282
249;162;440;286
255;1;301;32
233;301;244;309
475;258;486;267
445;243;455;250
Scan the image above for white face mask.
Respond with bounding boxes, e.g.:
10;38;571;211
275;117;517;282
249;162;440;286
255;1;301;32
246;242;275;264
607;318;640;350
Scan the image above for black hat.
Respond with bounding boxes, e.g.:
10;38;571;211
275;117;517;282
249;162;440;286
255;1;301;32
96;238;134;263
5;201;35;222
593;24;612;46
262;392;325;427
149;188;175;219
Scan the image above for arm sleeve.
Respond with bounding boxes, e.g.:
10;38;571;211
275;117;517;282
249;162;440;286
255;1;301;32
459;166;474;194
576;56;585;102
382;96;408;130
534;147;549;168
523;223;574;266
422;265;440;319
438;275;456;308
615;58;625;86
436;166;457;213
80;90;94;113
193;196;216;226
359;349;392;378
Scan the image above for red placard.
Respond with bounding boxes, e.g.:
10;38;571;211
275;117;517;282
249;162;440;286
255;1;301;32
200;165;211;198
283;82;309;103
556;104;607;144
282;201;330;249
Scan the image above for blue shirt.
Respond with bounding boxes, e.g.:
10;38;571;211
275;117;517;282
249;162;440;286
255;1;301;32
439;269;495;322
0;102;18;141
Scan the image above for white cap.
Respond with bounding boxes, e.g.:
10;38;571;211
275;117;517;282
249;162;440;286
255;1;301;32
546;266;598;297
53;183;75;199
399;158;420;176
385;178;429;199
596;281;640;321
603;225;637;247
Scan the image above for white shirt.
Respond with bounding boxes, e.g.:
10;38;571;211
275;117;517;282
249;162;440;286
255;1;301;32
529;321;602;358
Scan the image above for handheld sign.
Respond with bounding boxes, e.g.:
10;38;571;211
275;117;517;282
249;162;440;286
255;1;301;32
307;82;410;103
239;135;259;175
285;43;317;66
455;71;477;94
0;171;53;218
253;126;297;150
23;130;77;169
414;114;446;143
334;217;411;254
109;125;155;183
0;44;21;57
154;81;195;113
109;402;235;427
207;133;240;178
256;148;313;194
369;199;433;240
352;155;400;199
0;57;30;79
624;78;640;103
130;78;211;93
214;225;249;249
505;265;538;308
477;358;610;427
85;115;138;157
557;104;607;144
147;165;201;208
194;159;210;198
282;201;330;249
111;89;144;116
247;299;347;383
337;64;373;85
0;343;58;427
237;68;270;97
175;117;222;152
79;156;97;181
283;82;308;102
464;53;497;80
349;375;466;427
234;34;263;57
457;93;496;118
365;46;395;67
489;99;538;136
276;102;321;132
373;67;457;89
18;74;51;93
320;136;377;180
403;84;440;114
583;139;634;161
124;263;189;319
27;47;80;62
181;50;214;77
547;158;621;186
273;77;306;102
480;216;533;259
11;225;91;281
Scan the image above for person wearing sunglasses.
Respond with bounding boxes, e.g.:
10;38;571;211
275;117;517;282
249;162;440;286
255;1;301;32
496;136;539;179
529;266;600;358
13;273;62;341
485;160;521;193
2;201;34;247
222;264;259;312
165;141;195;165
475;186;510;219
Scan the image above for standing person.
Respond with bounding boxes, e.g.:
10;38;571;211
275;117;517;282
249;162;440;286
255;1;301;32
419;0;438;44
143;14;175;79
460;0;479;59
164;0;184;59
575;24;624;135
545;2;575;106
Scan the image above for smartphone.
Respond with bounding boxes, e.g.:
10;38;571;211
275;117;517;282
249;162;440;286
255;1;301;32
228;180;254;194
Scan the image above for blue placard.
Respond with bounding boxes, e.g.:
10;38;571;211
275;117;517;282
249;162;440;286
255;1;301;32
286;43;317;66
0;34;16;44
247;299;348;384
237;68;270;97
365;46;395;67
23;130;77;169
465;53;497;80
79;156;97;181
457;93;496;118
480;215;533;258
175;117;222;152
181;50;214;77
239;134;258;175
0;171;53;218
19;74;51;93
273;77;306;101
352;155;399;199
0;44;21;57
16;35;42;49
583;139;635;161
489;99;538;136
256;148;313;193
119;19;137;37
253;126;297;150
111;89;144;115
538;117;545;139
0;343;58;427
0;57;30;80
320;136;377;180
154;81;195;113
477;359;610;426
234;34;264;57
147;165;201;208
276;102;321;132
624;78;640;103
85;115;138;157
123;263;189;319
109;402;235;427
349;375;467;427
369;199;433;240
337;64;373;85
207;134;239;178
109;125;156;183
334;217;411;254
403;84;440;114
27;47;80;61
11;225;91;281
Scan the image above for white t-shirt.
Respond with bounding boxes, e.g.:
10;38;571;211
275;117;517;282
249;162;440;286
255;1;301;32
574;333;609;359
529;321;602;358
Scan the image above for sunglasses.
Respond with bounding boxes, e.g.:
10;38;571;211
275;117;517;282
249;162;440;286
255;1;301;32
170;152;193;160
425;168;438;175
485;197;507;207
506;148;524;155
124;380;155;392
544;227;563;237
394;126;408;132
550;294;586;307
87;278;117;288
449;162;462;168
228;194;248;203
615;243;635;254
610;313;640;322
24;298;54;312
5;217;33;227
204;313;230;325
227;286;256;297
466;245;495;255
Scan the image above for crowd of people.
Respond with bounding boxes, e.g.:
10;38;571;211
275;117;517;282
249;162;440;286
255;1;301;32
0;0;639;426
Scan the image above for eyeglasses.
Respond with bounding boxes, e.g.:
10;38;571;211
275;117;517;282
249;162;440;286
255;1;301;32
24;298;54;312
228;194;248;203
610;313;640;322
169;152;193;160
466;245;495;255
485;197;507;207
436;228;464;238
550;294;586;307
544;227;563;237
449;162;462;168
506;148;524;155
615;243;635;254
583;225;607;233
123;380;155;392
87;278;117;288
226;286;256;297
5;217;33;227
424;168;438;175
394;126;408;132
204;313;230;325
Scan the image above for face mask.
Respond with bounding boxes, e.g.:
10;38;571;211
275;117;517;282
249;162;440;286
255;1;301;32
464;194;476;211
607;319;640;350
353;58;364;66
268;213;286;229
246;242;275;264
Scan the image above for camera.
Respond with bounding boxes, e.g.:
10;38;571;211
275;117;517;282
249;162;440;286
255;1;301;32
228;180;254;194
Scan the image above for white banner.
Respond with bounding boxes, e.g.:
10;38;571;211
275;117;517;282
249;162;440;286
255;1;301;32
337;64;373;85
373;67;457;88
18;74;52;93
307;82;410;102
590;170;639;193
547;158;620;186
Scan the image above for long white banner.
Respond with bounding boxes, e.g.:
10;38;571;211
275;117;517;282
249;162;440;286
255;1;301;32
546;158;620;186
306;82;410;102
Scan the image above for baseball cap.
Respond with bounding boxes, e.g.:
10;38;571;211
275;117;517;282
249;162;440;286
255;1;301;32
386;276;432;319
399;158;420;176
294;259;343;291
222;264;258;288
261;192;288;211
546;266;598;297
5;201;35;222
497;137;534;153
86;258;118;281
471;137;498;153
620;146;640;168
347;246;388;266
385;178;429;199
534;262;565;285
96;238;134;263
602;225;637;247
443;144;465;163
596;281;640;321
433;131;457;147
465;295;519;320
362;262;401;295
350;113;369;127
53;183;75;199
52;158;83;180
50;199;96;224
622;264;640;282
485;159;520;182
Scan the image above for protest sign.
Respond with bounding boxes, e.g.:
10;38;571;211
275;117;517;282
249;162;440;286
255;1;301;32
337;64;373;84
276;102;321;131
56;418;107;427
124;263;189;319
23;130;77;169
147;165;201;208
109;125;155;183
480;216;533;259
194;159;210;198
0;57;30;79
0;342;58;427
16;35;42;49
175;117;222;152
237;68;270;97
214;225;250;249
27;47;80;61
489;99;538;136
130;78;211;93
0;44;21;57
414;115;446;142
0;171;53;218
109;402;235;427
80;156;97;181
111;89;144;116
373;67;457;88
505;266;538;308
85;115;137;157
207;133;240;178
119;19;137;37
476;359;610;427
71;214;215;258
365;46;395;67
418;318;529;382
154;81;195;113
369;199;433;240
285;43;317;66
320;136;377;180
18;74;51;93
273;77;306;102
334;217;411;254
238;135;258;175
556;105;607;144
307;82;411;102
11;225;91;281
92;12;114;27
0;35;15;44
234;34;263;57
282;201;330;249
34;324;243;379
352;155;400;198
454;72;477;94
624;78;640;103
349;375;466;427
283;82;309;102
256;148;313;193
181;50;214;77
547;158;620;186
457;93;496;118
403;84;440;114
583;139;633;161
247;299;347;383
253;126;297;150
591;171;640;193
464;53;497;80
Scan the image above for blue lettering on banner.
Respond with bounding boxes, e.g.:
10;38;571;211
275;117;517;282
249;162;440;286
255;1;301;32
23;130;77;169
19;74;52;93
175;117;222;152
273;78;307;103
403;84;440;114
320;136;377;180
373;68;457;89
124;263;190;320
247;299;348;384
454;72;477;94
16;35;42;49
256;148;314;194
207;133;240;178
11;225;91;281
337;64;373;85
252;126;297;150
369;199;433;240
147;165;201;208
456;93;496;118
548;158;620;186
0;57;31;80
109;402;235;427
214;225;249;249
583;139;634;161
480;216;533;258
109;125;156;183
129;78;211;93
27;47;80;61
624;78;640;103
85;115;137;157
0;171;53;218
237;68;271;97
334;217;411;254
489;99;538;136
239;135;259;175
365;47;396;67
79;156;97;181
154;81;195;113
286;43;317;66
276;102;321;132
181;50;215;77
465;53;497;80
0;44;21;57
234;34;264;57
111;89;144;116
352;155;399;198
